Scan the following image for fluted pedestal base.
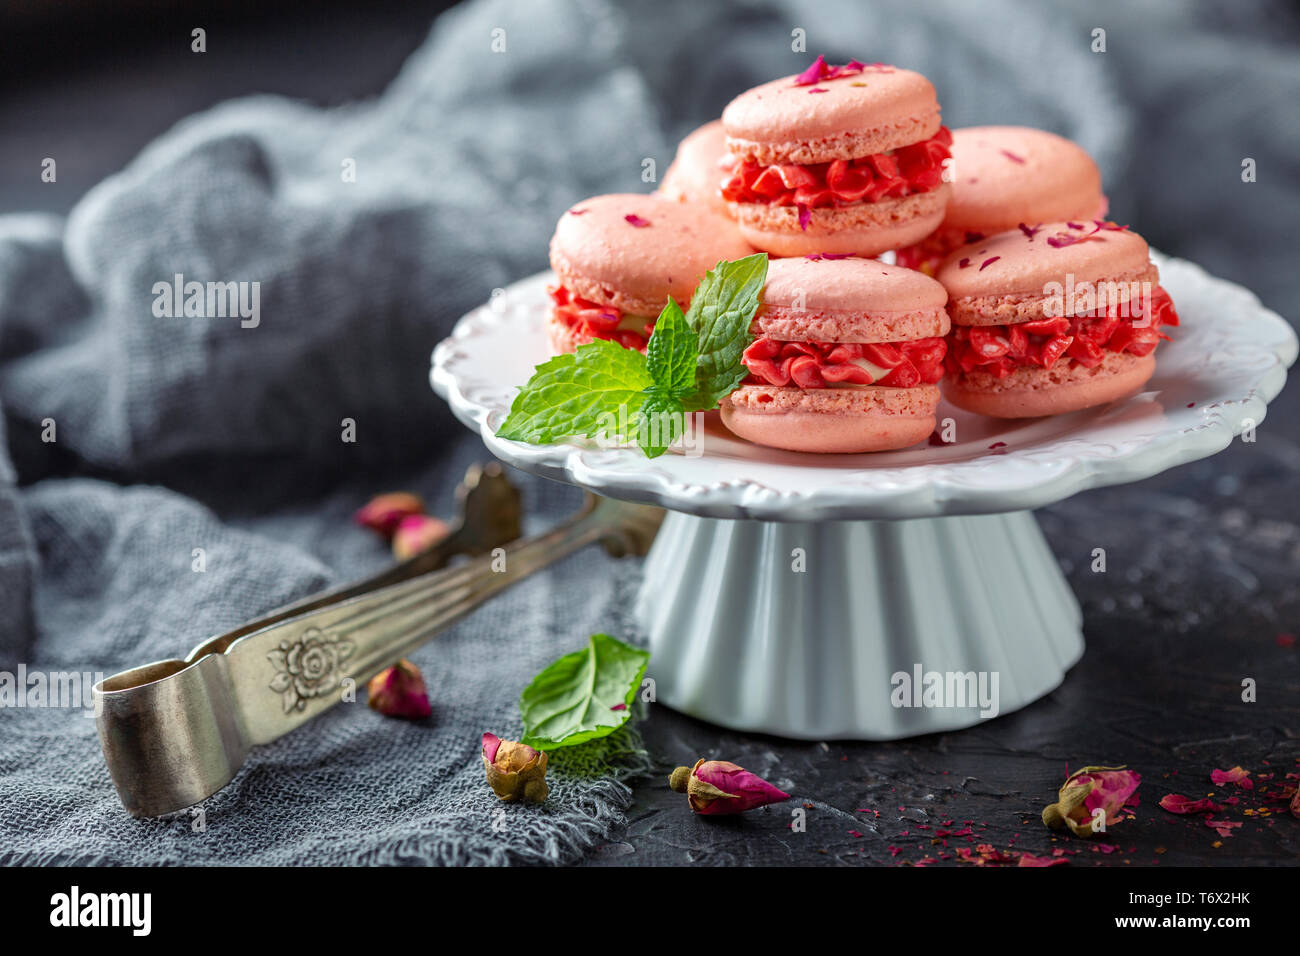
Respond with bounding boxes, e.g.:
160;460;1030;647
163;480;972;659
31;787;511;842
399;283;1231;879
635;510;1082;740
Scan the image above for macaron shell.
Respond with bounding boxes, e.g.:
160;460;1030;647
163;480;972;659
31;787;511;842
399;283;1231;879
550;194;753;316
721;384;939;453
660;120;735;216
722;67;942;165
765;255;944;308
753;256;949;342
947;263;1159;326
734;184;949;257
937;222;1152;300
943;352;1155;418
754;305;949;343
944;126;1106;234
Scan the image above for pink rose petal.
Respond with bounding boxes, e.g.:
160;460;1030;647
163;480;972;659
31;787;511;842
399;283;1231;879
1211;766;1253;789
793;55;829;86
1159;793;1221;815
481;732;502;763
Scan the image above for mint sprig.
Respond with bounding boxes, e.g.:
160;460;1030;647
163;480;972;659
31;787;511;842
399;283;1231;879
682;252;769;409
519;633;649;750
497;253;769;458
493;341;653;446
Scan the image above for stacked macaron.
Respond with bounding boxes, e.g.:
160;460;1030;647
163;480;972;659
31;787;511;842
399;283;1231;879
546;193;752;353
719;57;951;257
659;120;735;217
720;256;949;453
896;126;1108;275
938;221;1179;418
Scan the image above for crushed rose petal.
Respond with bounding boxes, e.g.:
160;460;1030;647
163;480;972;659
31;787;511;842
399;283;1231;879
792;55;872;86
1211;766;1253;789
1159;793;1222;814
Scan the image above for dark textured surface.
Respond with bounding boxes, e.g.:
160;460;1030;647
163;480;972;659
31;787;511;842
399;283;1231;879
2;0;1297;866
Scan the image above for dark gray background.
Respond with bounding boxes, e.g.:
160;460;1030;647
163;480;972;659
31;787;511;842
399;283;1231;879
2;0;1297;866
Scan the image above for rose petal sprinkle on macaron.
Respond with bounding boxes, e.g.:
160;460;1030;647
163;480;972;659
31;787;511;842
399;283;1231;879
547;194;752;353
937;221;1180;419
721;60;951;256
793;55;871;86
895;127;1107;274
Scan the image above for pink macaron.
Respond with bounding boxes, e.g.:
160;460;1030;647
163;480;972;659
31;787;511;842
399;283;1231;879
660;120;735;217
720;57;952;257
720;256;949;453
896;126;1107;275
547;193;752;353
938;221;1180;418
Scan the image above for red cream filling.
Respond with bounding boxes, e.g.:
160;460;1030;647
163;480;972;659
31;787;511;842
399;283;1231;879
743;336;947;389
549;285;652;351
945;286;1179;378
722;127;952;209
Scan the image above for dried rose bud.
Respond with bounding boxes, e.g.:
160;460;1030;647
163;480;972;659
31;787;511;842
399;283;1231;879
481;733;549;803
366;659;432;719
355;492;425;538
392;514;451;560
668;758;789;815
1042;765;1140;837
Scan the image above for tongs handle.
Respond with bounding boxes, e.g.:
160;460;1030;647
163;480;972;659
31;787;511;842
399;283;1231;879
94;488;661;818
219;493;659;745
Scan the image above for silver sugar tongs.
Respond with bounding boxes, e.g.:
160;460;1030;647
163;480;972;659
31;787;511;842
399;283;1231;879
93;463;664;818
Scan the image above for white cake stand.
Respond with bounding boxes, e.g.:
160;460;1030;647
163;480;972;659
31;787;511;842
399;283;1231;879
431;253;1296;740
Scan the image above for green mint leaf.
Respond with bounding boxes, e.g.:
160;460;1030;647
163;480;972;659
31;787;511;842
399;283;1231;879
634;391;685;459
644;298;697;397
520;633;650;750
682;252;768;410
496;340;653;445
